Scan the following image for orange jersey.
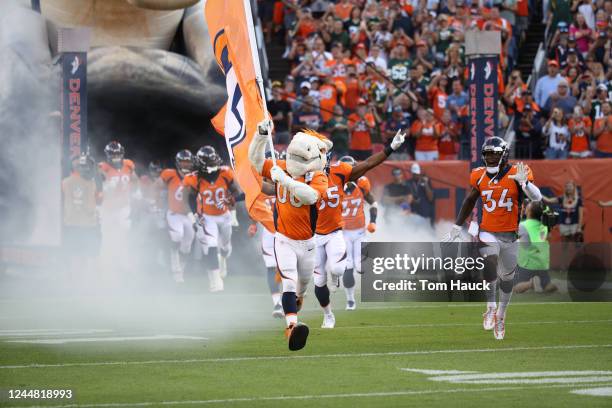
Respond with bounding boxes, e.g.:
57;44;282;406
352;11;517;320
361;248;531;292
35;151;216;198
255;193;276;234
470;164;534;233
98;159;136;208
183;167;234;216
161;169;188;214
342;176;371;230
316;161;353;234
262;159;328;241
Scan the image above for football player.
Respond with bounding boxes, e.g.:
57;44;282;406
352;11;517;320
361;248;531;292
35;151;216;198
444;137;542;340
159;150;195;283
339;156;378;311
249;120;329;351
183;146;241;292
314;130;405;329
98;141;138;272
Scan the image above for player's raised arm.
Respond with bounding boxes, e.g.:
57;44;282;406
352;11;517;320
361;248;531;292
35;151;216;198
349;129;406;181
508;162;542;202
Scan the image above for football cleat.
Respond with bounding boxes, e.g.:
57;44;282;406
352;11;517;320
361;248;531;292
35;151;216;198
296;295;304;312
286;323;309;351
494;315;505;340
346;300;356;311
272;303;284;319
532;275;543;293
321;312;336;329
483;307;496;331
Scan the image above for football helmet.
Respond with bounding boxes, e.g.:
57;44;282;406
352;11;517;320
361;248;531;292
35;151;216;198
104;141;125;169
481;136;508;174
175;149;194;176
265;149;280;160
148;160;162;179
196;145;222;174
338;155;356;166
77;153;96;180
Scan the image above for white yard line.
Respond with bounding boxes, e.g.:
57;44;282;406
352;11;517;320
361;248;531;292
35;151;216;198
6;335;208;345
2;344;611;370
5;382;612;408
0;329;113;337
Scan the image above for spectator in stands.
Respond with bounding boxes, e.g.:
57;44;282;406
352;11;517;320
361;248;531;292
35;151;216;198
406;163;435;225
269;81;292;144
348;98;378;160
543;180;584;242
535;60;564;108
570;12;595;57
447;78;468;123
543;107;571;158
382;168;413;220
544;79;578;115
586;82;610;118
384;106;411;160
324;105;350;158
292;80;317;111
593;100;612;156
515;103;544;158
568;105;593;157
438;109;461;160
292;95;323;133
411;108;440;161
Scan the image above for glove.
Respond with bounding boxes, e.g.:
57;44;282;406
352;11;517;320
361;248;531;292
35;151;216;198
509;162;529;186
270;165;287;184
390;129;407;151
442;224;462;243
367;223;376;233
257;119;273;139
247;223;257;237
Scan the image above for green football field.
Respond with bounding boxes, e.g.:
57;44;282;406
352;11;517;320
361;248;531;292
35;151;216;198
0;275;611;408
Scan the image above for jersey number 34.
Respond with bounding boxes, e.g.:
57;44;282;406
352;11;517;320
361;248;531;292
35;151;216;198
481;189;513;213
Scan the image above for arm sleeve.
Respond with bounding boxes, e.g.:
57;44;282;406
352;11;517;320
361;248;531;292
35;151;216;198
523;182;542;201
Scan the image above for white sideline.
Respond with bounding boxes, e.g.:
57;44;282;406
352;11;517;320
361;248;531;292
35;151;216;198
5;383;612;408
2;344;611;370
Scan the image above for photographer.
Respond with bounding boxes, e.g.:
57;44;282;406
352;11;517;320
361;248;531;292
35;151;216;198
543;180;584;242
406;163;435;225
515;201;559;293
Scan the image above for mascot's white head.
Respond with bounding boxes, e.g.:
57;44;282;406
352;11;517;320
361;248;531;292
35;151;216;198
285;129;333;178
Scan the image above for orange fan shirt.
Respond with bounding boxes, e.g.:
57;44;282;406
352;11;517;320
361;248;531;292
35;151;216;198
348;113;375;151
262;159;328;241
161;169;189;214
316;161;353;234
470;164;534;233
342;176;371;230
183;167;234;216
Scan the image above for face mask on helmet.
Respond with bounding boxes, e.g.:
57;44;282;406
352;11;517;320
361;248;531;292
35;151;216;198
77;155;95;180
149;162;162;179
483;151;503;173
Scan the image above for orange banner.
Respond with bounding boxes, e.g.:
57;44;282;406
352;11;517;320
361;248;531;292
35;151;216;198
366;159;612;242
204;0;273;231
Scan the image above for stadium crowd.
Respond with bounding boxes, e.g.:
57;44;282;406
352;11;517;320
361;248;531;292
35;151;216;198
259;0;612;160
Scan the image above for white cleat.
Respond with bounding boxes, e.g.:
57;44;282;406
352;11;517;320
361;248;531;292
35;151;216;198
345;300;356;311
321;312;336;329
494;315;505;340
483;307;495;331
272;303;284;319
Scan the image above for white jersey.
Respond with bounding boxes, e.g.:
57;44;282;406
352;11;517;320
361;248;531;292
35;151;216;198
546;122;569;150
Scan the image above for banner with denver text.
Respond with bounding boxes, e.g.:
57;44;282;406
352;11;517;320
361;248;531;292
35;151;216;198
61;52;87;176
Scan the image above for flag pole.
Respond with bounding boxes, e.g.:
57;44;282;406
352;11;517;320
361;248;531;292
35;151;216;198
242;0;276;165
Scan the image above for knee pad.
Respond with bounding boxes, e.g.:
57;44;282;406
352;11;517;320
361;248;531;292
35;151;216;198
499;278;514;294
314;284;330;308
343;268;355;289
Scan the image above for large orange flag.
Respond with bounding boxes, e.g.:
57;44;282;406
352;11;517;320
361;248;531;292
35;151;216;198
205;0;274;232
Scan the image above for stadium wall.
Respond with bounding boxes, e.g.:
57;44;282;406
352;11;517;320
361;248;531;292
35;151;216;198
366;160;612;243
